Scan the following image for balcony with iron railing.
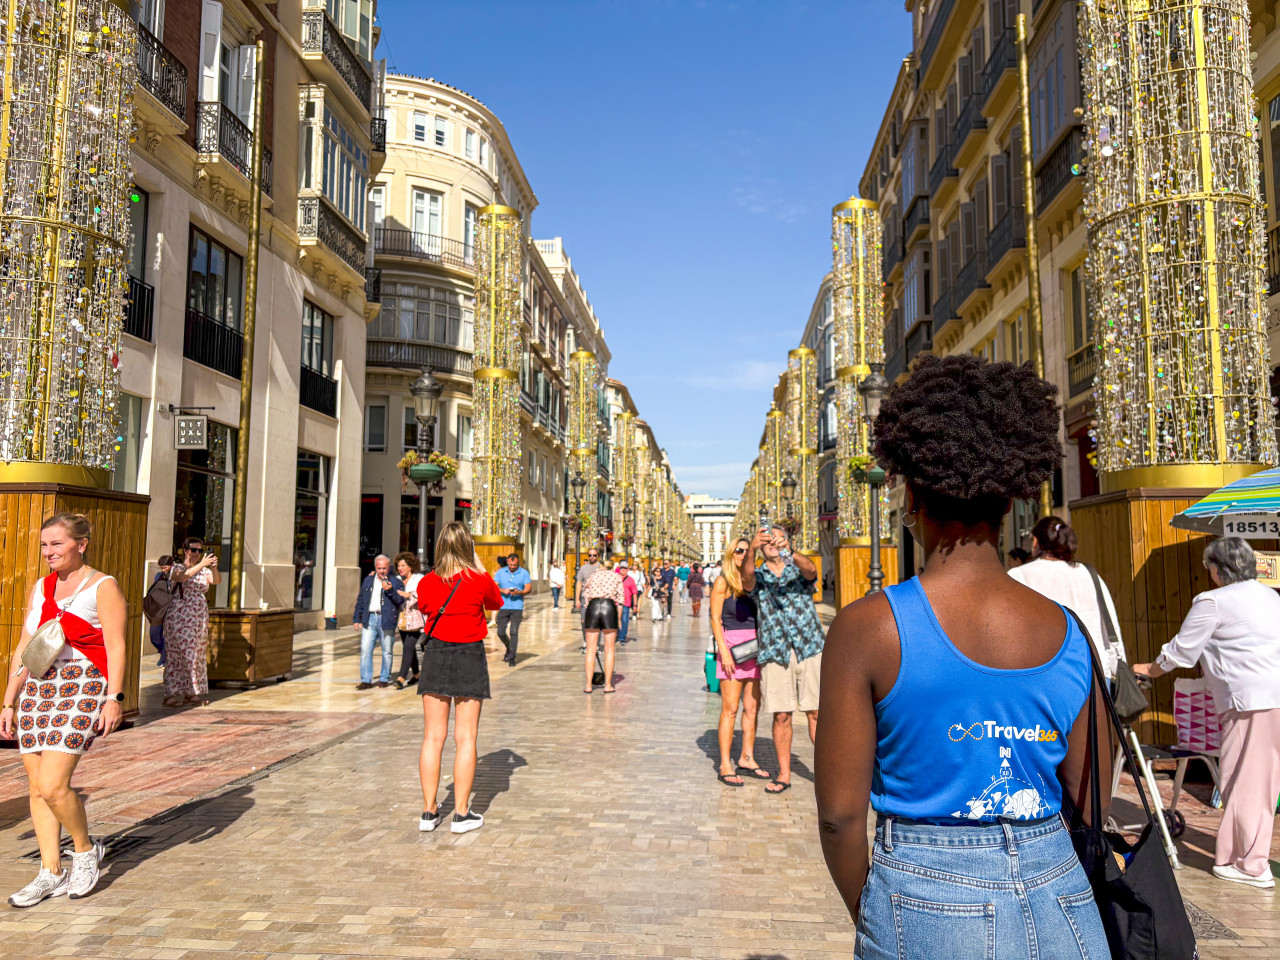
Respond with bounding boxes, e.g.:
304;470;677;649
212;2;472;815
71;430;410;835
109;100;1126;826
982;27;1017;112
1067;344;1097;398
932;285;956;330
883;231;905;280
885;346;906;382
365;267;381;303
300;365;338;417
930;140;958;197
135;21;187;123
905;319;934;364
366;339;474;375
1035;126;1084;211
904;195;931;245
373;228;475;272
918;0;957;79
952;94;988;166
196;102;273;194
300;8;373;112
1267;224;1280;296
370;116;386;152
183;308;244;380
955;250;990;312
298;195;366;275
986;206;1026;276
124;274;154;342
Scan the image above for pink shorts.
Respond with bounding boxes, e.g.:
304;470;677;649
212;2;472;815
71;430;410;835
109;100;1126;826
716;629;761;681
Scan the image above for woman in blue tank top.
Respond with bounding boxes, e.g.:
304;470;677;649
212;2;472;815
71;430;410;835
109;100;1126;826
815;356;1110;960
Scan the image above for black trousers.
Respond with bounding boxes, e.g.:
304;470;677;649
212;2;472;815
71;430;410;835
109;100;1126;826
496;609;523;662
397;630;422;681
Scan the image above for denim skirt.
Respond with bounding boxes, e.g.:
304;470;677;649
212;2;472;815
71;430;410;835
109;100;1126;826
855;815;1108;960
417;638;490;700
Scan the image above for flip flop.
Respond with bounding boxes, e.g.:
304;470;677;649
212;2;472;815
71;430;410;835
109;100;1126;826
765;779;792;794
737;763;772;779
718;773;745;787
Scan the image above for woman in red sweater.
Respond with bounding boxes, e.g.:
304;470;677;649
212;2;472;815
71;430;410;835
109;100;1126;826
415;522;503;834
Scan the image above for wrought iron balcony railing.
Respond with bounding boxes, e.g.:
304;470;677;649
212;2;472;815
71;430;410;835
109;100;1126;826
955;250;989;309
196;102;273;194
183;308;243;380
983;27;1017;107
1035;126;1084;210
1067;344;1097;398
932;285;956;327
904;195;930;242
929;141;958;196
952;93;987;149
919;0;957;77
365;267;381;304
135;21;187;122
299;196;367;274
301;9;372;111
883;231;904;279
370;116;387;151
1267;223;1280;296
986;206;1026;271
300;365;338;417
905;319;934;363
124;275;154;341
365;339;474;375
373;228;475;271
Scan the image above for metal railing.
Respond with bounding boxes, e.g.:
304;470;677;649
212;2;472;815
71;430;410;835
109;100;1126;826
365;267;381;304
195;102;273;194
300;9;372;111
1035;126;1084;210
298;196;367;273
904;195;930;241
124;275;154;341
883;231;904;279
932;285;955;326
300;365;338;416
373;228;474;271
885;346;906;382
919;0;957;76
1267;224;1280;296
370;116;386;151
987;206;1026;269
183;308;244;379
905;319;934;362
955;251;989;308
135;21;187;122
953;93;987;148
1067;344;1097;398
929;141;957;196
365;339;474;374
983;28;1017;107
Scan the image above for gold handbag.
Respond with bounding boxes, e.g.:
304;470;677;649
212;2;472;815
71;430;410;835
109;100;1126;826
18;570;94;679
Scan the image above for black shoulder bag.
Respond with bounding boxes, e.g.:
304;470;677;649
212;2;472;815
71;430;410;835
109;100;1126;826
1084;564;1149;724
1065;609;1198;960
142;570;181;626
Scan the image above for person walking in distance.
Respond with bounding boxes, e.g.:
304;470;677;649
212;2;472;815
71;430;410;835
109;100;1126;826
677;561;691;604
415;522;503;834
739;525;824;795
493;552;531;666
548;560;565;610
649;566;669;621
392;553;426;690
573;549;600;652
163;537;221;707
687;563;706;618
352;555;404;689
661;560;677;618
1;514;127;905
711;537;768;787
149;555;174;666
617;560;637;643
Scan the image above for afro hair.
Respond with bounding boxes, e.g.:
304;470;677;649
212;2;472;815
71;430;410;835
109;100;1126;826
872;355;1061;522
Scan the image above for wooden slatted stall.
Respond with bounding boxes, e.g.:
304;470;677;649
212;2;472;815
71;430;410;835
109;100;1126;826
835;544;900;610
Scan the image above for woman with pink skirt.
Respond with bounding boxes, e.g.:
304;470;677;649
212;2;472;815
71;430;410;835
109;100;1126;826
709;537;768;786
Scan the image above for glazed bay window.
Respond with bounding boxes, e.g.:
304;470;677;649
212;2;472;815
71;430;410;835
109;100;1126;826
298;93;370;275
294;451;331;611
184;225;245;378
300;301;337;416
374;284;466;348
322;106;369;230
1065;264;1096;397
321;0;373;61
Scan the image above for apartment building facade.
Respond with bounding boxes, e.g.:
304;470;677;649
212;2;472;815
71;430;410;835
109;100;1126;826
686;495;740;565
119;0;380;628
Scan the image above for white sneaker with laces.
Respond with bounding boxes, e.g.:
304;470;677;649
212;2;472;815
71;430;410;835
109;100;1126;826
1212;864;1275;889
66;839;105;899
419;810;440;832
8;868;68;907
451;811;484;834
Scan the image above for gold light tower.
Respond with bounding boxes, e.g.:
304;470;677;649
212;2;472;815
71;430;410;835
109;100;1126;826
568;348;599;575
611;409;634;561
472;204;525;570
787;347;819;549
764;404;785;522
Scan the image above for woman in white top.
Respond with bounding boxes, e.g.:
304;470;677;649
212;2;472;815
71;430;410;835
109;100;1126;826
1008;516;1126;679
0;513;126;907
393;552;427;689
548;561;566;609
1132;537;1280;889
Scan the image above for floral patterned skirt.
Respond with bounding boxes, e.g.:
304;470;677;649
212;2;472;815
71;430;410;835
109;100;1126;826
17;648;105;756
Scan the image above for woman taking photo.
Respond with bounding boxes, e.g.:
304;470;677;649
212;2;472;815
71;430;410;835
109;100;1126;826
1132;537;1280;889
687;563;706;618
392;552;426;690
710;538;767;787
163;535;220;707
415;522;503;834
581;562;625;693
815;356;1109;959
1;514;126;905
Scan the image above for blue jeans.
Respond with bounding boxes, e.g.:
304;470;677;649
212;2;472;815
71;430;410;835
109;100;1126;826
360;616;393;684
551;586;561;608
619;605;631;642
856;815;1107;960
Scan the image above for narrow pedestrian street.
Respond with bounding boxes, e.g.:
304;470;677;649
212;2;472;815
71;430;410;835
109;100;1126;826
0;599;1274;959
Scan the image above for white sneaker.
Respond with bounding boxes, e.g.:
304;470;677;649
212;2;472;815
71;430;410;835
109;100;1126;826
419;810;440;832
8;868;68;907
450;811;484;834
66;839;105;899
1212;864;1275;888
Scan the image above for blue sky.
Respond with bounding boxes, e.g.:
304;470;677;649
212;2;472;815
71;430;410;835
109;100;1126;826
377;0;911;498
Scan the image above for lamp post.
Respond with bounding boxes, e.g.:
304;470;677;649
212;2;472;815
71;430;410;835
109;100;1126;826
410;367;443;568
622;502;635;557
857;365;891;594
571;470;587;590
781;470;798;521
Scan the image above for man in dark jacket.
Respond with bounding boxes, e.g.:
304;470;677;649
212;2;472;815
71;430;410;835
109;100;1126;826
352;554;404;689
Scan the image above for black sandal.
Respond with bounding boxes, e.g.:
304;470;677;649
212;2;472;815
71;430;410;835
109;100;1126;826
393;678;406;690
737;763;771;779
718;773;745;787
765;779;792;794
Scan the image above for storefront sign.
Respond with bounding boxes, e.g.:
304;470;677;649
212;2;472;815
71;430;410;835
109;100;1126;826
174;414;208;450
1221;513;1280;537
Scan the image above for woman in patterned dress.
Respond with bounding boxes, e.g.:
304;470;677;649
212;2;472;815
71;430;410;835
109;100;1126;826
581;562;626;693
162;536;221;707
0;513;126;906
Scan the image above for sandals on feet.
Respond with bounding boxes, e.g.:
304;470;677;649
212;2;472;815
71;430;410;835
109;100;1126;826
765;779;792;794
162;695;182;708
737;762;771;780
718;772;745;787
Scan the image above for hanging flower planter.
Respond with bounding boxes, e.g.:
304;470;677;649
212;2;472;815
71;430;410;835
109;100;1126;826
398;450;459;492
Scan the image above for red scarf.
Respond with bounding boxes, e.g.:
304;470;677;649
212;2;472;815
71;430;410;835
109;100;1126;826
39;573;109;680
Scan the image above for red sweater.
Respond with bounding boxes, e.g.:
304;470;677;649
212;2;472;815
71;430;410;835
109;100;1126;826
416;569;503;643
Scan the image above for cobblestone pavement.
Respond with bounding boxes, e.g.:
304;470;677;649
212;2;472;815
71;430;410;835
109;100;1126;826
0;593;1275;958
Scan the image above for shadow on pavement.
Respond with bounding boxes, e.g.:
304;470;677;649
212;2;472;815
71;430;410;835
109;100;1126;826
444;748;528;815
694;728;814;782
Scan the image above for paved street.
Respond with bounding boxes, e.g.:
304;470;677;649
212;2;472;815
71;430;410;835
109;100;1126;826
0;595;1276;959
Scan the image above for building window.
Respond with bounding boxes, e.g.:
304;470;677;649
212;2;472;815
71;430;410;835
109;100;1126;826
301;301;334;375
411;187;442;242
1068;264;1091;351
111;393;144;494
434;116;448;148
1028;4;1077;159
322;106;369;230
370;184;385;231
478;137;488;167
1006;314;1027;365
413;111;427;143
127;187;148;280
187;225;244;329
294;451;330;611
365;403;386;452
324;0;374;60
465;128;476;159
403;404;418;452
464;204;477;260
174;421;236;608
456;414;473;458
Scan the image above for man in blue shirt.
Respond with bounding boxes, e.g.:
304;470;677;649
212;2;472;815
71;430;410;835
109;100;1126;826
493;553;532;666
352;554;405;689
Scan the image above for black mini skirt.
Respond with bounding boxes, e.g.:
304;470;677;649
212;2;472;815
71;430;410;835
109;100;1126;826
583;597;619;631
417;637;490;700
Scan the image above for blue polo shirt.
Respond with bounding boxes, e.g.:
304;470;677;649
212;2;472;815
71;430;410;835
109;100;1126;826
494;566;532;610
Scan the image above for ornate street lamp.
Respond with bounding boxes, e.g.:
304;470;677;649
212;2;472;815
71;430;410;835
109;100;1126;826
781;470;798;520
857;365;891;594
570;469;588;586
409;367;443;567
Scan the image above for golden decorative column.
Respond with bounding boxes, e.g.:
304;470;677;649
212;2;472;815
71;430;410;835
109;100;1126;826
611;410;633;561
763;405;784;523
1074;0;1275;743
0;0;149;710
787;348;822;598
567;348;599;583
471;205;525;573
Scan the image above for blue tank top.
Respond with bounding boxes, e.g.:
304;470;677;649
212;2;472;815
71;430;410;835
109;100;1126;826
872;577;1091;822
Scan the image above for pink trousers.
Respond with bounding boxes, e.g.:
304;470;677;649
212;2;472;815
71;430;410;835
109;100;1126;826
1217;706;1280;877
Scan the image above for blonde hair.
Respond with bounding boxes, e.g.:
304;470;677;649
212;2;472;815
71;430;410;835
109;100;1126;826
719;537;749;597
42;512;92;541
433;521;484;579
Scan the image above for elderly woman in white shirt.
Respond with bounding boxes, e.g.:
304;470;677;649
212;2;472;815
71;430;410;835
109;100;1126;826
1132;537;1280;890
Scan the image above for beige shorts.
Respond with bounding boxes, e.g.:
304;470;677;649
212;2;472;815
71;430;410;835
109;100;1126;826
761;649;822;715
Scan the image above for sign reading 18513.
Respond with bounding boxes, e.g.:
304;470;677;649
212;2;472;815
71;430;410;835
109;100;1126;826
1221;513;1280;537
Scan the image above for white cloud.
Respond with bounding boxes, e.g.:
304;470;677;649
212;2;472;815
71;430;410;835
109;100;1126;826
730;176;808;223
683;359;781;391
671;462;751;498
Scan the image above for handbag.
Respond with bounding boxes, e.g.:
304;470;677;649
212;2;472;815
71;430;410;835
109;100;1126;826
1085;564;1149;723
421;575;462;644
729;636;760;665
398;579;426;633
142;569;180;626
19;570;96;679
1065;609;1198;960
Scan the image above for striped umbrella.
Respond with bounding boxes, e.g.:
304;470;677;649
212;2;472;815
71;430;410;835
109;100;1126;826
1171;467;1280;535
